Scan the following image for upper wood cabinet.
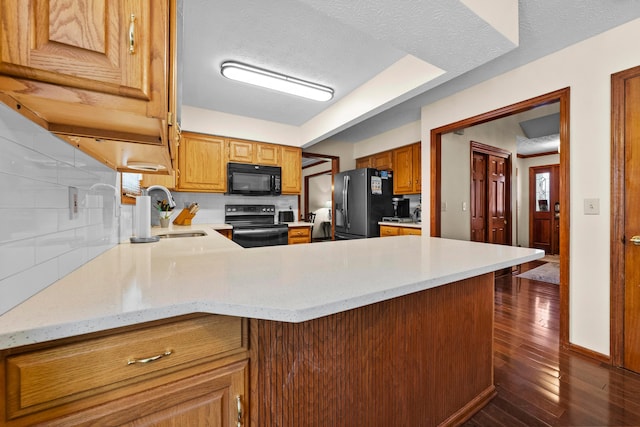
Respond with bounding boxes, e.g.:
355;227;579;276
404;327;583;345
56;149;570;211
357;142;421;195
177;132;227;192
0;0;175;172
281;146;302;194
356;150;393;171
392;142;421;194
228;139;280;166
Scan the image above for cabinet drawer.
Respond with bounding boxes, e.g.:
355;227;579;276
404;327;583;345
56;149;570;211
401;227;422;236
288;227;311;244
6;315;246;419
380;226;400;237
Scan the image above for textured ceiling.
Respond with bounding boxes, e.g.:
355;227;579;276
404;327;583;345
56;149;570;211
181;1;640;146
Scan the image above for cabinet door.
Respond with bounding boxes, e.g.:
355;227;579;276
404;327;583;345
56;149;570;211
401;227;422;236
356;157;371;169
380;225;400;237
141;172;176;190
47;361;248;427
178;133;226;192
256;143;280;166
412;142;421;192
281;146;302;194
0;0;152;99
373;151;393;170
393;145;414;194
228;139;254;163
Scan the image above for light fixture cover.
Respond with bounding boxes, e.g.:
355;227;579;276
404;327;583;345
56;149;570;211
221;61;333;102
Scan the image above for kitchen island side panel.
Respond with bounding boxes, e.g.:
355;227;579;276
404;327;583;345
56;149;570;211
253;273;495;426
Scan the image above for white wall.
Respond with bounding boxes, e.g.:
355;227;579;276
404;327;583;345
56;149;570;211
421;17;640;356
353;120;421;159
0;104;119;315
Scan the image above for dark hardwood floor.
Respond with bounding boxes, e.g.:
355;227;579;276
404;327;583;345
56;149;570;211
464;261;640;427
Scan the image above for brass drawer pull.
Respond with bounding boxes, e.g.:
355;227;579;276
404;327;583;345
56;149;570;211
128;14;136;54
127;349;172;365
236;395;243;426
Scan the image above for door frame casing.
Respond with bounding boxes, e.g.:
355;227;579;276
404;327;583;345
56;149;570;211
430;87;571;349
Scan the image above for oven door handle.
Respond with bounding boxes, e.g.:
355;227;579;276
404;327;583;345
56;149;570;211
233;228;287;236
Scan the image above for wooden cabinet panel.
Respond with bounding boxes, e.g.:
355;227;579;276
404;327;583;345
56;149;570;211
2;315;248;426
0;0;171;156
46;360;247;427
256;143;280;166
393;145;414;194
380;225;401;237
141;172;176;190
393;142;421;194
228;139;254;163
401;227;422;236
228;140;280;166
380;224;421;236
356;157;371;169
0;0;148;98
178;132;226;192
281;146;302;194
412;142;422;191
372;150;393;170
288;226;311;244
216;229;232;239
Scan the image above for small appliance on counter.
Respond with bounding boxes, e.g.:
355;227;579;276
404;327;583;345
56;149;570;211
278;210;294;223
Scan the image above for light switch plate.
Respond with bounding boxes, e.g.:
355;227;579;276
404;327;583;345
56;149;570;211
584;198;600;215
69;186;78;219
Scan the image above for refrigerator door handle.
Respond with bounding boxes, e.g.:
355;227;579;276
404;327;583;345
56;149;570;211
344;175;350;229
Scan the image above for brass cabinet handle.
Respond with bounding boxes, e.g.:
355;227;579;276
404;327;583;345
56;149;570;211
129;14;136;54
236;395;243;426
630;236;640;246
127;349;172;365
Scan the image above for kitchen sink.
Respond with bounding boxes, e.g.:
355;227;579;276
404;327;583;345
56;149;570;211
156;231;207;239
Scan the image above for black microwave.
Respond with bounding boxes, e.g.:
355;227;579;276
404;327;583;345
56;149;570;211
227;162;281;196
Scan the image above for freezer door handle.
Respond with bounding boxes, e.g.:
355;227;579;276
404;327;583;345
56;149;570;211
344;175;350;229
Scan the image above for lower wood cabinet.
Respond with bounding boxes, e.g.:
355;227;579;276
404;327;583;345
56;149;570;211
380;224;422;237
216;228;233;239
1;315;249;426
288;226;311;244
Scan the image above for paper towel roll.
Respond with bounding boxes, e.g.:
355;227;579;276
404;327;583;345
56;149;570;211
135;195;151;238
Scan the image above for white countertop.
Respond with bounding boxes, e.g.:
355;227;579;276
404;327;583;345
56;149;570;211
0;226;542;350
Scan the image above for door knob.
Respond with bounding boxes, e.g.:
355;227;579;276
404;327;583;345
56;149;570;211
630;236;640;245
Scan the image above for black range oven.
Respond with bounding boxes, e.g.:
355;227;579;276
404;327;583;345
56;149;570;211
225;204;288;248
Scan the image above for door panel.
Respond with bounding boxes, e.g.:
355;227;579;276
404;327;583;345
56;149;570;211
529;165;559;254
488;155;508;245
470;153;486;242
624;73;640;372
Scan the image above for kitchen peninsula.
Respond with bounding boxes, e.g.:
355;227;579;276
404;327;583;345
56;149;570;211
0;228;542;425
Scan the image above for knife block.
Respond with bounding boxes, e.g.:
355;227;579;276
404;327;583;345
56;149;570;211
172;208;196;225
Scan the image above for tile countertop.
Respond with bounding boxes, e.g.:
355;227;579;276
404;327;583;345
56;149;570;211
0;226;542;350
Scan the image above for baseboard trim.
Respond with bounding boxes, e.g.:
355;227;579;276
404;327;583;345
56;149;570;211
439;385;497;426
568;342;610;364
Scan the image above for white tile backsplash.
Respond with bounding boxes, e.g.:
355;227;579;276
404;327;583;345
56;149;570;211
0;103;118;315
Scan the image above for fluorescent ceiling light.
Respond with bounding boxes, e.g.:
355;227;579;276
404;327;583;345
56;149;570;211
221;61;333;102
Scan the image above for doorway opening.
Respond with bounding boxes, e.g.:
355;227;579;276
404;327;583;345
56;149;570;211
430;87;571;348
301;152;339;241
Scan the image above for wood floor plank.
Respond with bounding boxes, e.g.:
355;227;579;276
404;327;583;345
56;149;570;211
465;263;640;426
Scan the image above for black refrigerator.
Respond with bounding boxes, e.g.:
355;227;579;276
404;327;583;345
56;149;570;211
334;168;394;240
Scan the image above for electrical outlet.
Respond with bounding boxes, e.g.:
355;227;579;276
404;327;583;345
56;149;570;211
462;201;467;211
584;198;600;215
69;186;78;219
441;201;447;212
